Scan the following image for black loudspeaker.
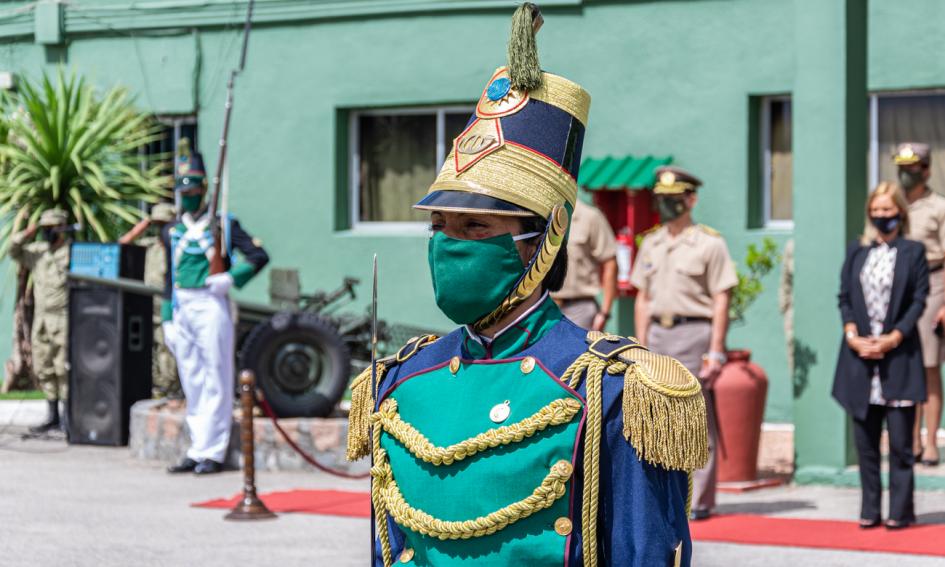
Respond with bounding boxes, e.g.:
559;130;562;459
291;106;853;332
68;287;153;446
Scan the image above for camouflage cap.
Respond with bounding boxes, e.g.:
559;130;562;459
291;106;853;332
38;208;68;227
150;203;176;223
653;166;703;195
894;142;931;166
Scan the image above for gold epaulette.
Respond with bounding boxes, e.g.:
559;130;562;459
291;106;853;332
698;224;720;237
345;334;438;461
580;331;708;472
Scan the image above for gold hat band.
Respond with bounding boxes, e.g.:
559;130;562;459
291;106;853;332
530;72;591;126
428;143;577;218
653;181;696;195
894;155;922;165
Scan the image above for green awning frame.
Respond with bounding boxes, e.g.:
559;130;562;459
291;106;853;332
578;155;673;191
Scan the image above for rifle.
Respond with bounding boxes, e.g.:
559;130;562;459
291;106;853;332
208;0;256;275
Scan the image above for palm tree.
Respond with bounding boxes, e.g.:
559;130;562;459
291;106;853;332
0;69;169;391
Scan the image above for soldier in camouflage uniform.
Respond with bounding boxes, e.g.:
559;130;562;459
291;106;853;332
120;202;181;399
10;208;72;434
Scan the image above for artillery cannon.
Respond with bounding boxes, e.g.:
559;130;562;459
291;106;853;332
67;269;431;418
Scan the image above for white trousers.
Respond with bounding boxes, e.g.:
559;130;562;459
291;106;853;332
172;288;234;463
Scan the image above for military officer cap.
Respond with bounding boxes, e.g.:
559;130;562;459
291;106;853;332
894;142;931;166
150;203;176;223
38;208;68;227
175;150;206;192
414;5;590;221
653;165;703;195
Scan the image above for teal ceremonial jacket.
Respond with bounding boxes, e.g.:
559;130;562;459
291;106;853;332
349;296;707;567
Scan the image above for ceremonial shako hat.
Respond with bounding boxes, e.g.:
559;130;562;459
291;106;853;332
38;208;68;227
416;3;589;332
894;142;931;166
653;166;703;195
175;151;206;192
414;4;590;220
150;203;176;223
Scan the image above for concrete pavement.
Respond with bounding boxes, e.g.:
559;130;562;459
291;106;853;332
3;400;945;566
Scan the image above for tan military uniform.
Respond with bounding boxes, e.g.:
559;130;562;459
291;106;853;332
10;236;70;401
552;200;617;328
140;235;181;398
630;222;737;514
905;189;945;367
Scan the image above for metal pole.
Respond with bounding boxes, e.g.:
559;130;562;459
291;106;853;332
225;370;276;521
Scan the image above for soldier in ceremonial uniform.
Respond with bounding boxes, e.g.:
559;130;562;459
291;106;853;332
162;151;269;475
10;208;72;434
120;202;182;399
346;5;707;566
630;166;738;521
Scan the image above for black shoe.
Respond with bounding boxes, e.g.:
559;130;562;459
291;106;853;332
885;519;915;530
859;518;882;529
689;509;712;521
167;457;199;474
194;460;224;475
28;400;60;434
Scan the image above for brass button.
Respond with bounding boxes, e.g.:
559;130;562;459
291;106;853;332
520;356;536;374
174;282;181;288
449;356;461;375
554;516;572;536
399;547;414;563
552;460;573;478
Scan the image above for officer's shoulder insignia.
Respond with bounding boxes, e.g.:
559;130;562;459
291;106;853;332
346;334;439;461
640;224;662;238
698;224;721;237
581;331;708;472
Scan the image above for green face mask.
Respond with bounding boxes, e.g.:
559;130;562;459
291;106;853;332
427;231;531;325
180;193;203;213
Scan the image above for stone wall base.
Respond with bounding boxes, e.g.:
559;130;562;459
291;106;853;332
129;399;368;475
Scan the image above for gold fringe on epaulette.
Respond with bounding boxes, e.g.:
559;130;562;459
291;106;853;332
345;362;387;461
622;361;708;472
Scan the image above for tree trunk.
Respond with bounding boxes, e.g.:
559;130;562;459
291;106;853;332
2;267;36;393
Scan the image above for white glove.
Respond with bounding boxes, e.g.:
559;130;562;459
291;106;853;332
161;321;177;356
205;272;234;297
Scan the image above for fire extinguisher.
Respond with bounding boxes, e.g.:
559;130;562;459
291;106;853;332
616;228;634;294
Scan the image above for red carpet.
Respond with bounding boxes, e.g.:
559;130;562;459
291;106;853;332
195;492;945;556
690;514;945;556
193;489;371;518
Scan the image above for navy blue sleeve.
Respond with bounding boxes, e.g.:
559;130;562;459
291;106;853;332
228;217;269;270
893;242;929;338
598;379;691;566
161;223;173;301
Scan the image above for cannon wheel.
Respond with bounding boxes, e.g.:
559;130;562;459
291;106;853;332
239;312;350;418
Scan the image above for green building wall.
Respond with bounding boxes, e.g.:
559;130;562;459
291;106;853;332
0;0;942;440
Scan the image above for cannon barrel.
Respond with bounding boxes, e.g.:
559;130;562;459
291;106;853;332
66;273;280;323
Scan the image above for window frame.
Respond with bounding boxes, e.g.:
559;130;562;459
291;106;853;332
759;95;793;230
867;88;945;189
348;105;474;232
138;114;198;211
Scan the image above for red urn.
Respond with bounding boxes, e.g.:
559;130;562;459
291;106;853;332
714;350;768;482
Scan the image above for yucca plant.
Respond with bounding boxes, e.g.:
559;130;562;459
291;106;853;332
0;68;169;252
0;70;168;391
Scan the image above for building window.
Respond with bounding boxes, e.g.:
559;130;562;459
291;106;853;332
350;106;473;226
870;91;945;191
141;115;198;174
760;96;793;227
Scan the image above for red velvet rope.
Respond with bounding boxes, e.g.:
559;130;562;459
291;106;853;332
255;394;370;480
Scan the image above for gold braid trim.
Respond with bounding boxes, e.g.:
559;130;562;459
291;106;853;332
579;355;604;567
346;362;387;461
379;460;571;541
372;420;394;566
375;397;582;466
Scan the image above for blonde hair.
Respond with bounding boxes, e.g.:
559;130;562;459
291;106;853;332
861;181;910;245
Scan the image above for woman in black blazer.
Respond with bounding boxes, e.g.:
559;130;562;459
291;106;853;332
833;181;929;530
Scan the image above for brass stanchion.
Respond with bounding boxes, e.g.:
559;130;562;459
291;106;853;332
225;370;276;521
